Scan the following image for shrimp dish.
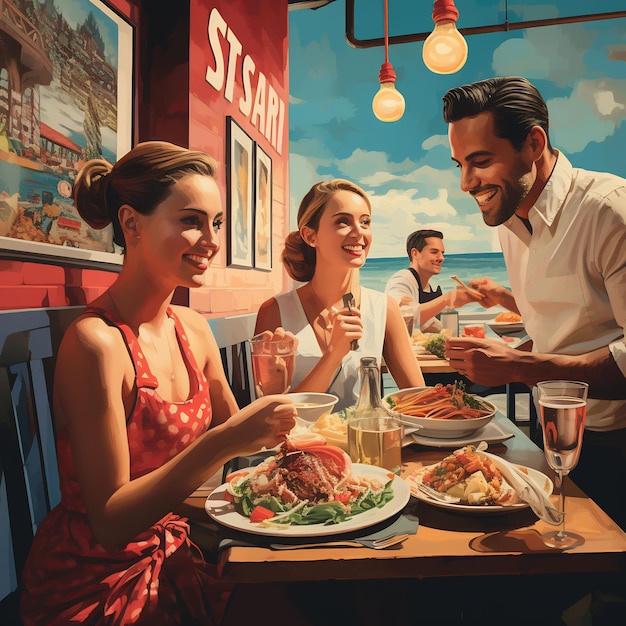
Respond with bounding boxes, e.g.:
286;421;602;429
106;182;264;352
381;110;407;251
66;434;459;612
414;445;519;506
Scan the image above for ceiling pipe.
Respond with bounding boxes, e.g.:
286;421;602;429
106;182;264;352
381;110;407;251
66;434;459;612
345;0;626;49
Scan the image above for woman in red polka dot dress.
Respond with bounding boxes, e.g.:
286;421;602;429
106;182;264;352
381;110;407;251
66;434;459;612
20;142;296;625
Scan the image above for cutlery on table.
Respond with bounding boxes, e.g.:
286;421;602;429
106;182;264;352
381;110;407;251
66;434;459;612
270;533;409;550
417;482;461;503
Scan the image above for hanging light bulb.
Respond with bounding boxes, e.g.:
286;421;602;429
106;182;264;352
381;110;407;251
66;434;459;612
372;62;405;122
372;0;405;122
422;0;468;75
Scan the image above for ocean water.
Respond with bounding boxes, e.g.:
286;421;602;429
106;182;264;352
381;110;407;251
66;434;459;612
360;252;510;315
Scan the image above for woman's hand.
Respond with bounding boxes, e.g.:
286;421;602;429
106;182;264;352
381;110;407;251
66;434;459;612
226;394;297;455
327;305;363;355
250;327;298;351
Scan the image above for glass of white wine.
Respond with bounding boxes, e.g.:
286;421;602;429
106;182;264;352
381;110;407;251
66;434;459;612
537;380;589;549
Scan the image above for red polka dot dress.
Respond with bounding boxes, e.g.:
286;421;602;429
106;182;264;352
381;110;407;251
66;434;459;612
21;307;232;625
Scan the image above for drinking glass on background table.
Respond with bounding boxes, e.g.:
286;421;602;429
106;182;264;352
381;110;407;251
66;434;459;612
537;380;589;549
399;304;414;337
249;334;296;397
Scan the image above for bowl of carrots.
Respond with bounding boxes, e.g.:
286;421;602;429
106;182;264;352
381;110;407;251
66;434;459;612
383;383;496;439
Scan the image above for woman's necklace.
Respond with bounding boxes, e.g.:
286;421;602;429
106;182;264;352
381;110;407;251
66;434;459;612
108;289;177;382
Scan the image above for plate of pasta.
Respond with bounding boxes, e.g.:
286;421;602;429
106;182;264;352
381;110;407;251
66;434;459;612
383;383;496;439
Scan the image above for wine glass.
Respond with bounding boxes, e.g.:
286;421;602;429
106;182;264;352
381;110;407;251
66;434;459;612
537;380;589;549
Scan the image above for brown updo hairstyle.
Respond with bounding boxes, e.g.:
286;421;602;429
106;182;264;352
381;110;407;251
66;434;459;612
282;179;371;282
73;141;218;249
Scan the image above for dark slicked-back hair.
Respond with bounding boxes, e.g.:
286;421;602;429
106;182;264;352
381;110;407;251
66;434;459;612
442;76;554;153
406;229;443;260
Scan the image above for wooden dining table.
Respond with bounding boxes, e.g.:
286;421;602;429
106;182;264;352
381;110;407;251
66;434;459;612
181;414;626;588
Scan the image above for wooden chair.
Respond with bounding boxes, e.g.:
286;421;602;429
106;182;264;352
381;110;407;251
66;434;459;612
0;307;258;623
0;306;83;625
207;313;257;408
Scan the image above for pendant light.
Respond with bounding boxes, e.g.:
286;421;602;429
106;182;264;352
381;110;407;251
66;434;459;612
372;0;405;122
422;0;468;75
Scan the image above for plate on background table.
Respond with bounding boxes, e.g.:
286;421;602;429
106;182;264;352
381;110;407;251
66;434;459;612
406;464;552;515
410;421;513;448
205;463;410;537
486;319;525;336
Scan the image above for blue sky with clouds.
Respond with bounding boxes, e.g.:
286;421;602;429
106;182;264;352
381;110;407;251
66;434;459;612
288;0;626;257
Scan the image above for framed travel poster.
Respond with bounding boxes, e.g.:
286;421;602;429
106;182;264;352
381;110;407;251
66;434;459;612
254;145;272;271
0;0;133;270
226;116;254;269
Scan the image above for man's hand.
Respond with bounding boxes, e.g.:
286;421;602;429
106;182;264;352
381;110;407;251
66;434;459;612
450;287;482;308
445;336;521;387
469;277;519;312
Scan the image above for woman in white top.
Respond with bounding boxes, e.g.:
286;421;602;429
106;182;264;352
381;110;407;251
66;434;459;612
255;179;424;410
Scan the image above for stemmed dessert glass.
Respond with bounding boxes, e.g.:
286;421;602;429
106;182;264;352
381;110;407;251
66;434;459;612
537;380;588;549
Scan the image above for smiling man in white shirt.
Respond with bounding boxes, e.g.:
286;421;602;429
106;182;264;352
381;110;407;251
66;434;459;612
441;76;626;530
384;229;479;332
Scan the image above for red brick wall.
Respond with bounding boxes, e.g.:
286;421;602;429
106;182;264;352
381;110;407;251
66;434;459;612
187;0;290;317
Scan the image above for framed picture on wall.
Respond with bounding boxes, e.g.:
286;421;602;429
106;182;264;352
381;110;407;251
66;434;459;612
226;117;254;269
254;145;272;271
0;0;134;270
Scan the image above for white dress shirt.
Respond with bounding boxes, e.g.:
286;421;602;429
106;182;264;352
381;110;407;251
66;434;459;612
498;152;626;431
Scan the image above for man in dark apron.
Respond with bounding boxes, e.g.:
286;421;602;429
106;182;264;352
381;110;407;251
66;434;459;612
385;229;476;332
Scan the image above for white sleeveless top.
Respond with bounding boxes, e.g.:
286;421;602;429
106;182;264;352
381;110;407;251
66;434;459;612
273;287;387;411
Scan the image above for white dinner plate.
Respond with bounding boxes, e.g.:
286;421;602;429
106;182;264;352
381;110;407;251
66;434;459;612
205;463;410;537
410;421;513;449
486;319;525;335
406;463;553;515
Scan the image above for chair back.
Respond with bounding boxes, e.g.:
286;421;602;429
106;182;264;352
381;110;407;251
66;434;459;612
208;313;256;407
0;306;83;623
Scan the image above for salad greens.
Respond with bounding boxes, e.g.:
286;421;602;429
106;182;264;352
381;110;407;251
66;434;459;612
230;477;395;527
424;334;446;358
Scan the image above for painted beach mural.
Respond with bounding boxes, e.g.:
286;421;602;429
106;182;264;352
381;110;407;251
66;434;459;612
288;0;625;296
0;0;132;265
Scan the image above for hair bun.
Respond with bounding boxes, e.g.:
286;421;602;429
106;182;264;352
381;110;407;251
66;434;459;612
73;159;114;229
281;230;316;283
